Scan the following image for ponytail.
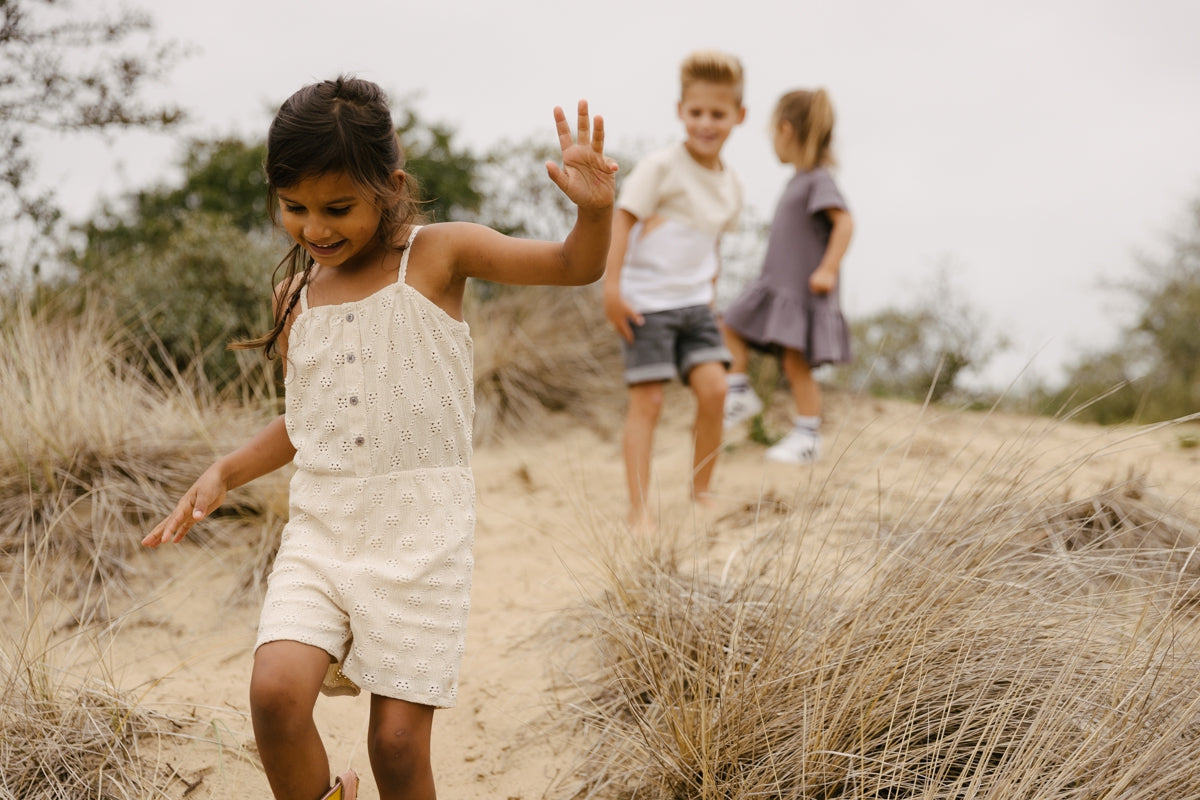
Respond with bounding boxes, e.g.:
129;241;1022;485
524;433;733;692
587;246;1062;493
774;88;836;170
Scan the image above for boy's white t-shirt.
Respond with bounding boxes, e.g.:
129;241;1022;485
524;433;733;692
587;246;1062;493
617;142;742;314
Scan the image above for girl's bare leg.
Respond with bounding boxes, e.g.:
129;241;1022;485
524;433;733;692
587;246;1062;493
719;319;751;374
781;348;821;418
369;695;436;800
624;381;665;530
250;640;333;799
688;361;727;503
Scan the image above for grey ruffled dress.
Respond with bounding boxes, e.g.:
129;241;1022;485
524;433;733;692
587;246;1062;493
722;168;851;366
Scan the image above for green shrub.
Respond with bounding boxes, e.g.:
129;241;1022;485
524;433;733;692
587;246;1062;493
1038;197;1200;424
834;269;1006;404
76;212;279;388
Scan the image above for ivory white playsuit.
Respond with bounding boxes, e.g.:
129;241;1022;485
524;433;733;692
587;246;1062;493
256;226;476;707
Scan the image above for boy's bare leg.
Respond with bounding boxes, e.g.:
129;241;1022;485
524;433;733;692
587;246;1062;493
369;695;436;800
250;641;332;800
623;381;665;530
781;348;821;417
688;362;727;505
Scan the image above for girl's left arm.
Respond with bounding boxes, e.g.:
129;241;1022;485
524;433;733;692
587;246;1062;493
450;101;617;287
810;207;854;295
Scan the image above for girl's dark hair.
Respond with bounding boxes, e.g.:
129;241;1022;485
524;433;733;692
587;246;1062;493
234;76;425;357
774;88;837;170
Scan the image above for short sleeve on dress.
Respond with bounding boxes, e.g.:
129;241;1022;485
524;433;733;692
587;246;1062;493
806;168;848;216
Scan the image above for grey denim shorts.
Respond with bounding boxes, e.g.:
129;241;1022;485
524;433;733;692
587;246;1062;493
623;305;731;386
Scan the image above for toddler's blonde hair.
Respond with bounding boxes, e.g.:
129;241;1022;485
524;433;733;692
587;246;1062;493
680;50;744;105
774;88;837;170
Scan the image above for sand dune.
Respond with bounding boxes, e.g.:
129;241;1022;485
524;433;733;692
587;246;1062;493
14;388;1200;798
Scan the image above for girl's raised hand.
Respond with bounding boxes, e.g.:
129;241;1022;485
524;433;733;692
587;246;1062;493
545;100;617;211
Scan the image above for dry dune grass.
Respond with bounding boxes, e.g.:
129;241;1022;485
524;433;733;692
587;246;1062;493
468;282;621;443
0;572;195;798
4;290;1200;798
0;300;287;614
549;440;1200;799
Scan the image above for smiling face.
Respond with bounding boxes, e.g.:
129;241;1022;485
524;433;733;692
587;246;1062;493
276;171;386;269
677;80;745;170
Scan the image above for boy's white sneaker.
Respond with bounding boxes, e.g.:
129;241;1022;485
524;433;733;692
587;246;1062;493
723;389;764;429
765;428;821;464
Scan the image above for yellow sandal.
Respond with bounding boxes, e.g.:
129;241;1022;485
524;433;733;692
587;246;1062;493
320;770;358;800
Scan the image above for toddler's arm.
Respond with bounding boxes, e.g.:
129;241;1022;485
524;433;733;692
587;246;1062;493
810;208;854;295
142;414;296;547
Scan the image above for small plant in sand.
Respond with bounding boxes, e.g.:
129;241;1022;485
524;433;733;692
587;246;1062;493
0;574;196;798
550;424;1200;799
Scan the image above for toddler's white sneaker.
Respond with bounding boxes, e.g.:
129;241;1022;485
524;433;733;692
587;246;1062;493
765;428;821;464
723;389;764;430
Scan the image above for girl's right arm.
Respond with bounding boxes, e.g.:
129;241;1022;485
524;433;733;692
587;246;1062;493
145;277;300;549
143;414;296;547
809;207;854;295
602;209;644;343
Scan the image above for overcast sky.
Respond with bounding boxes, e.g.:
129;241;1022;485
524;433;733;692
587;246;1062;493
39;0;1200;388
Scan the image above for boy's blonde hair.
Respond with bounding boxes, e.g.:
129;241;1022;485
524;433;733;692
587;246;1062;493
680;50;745;105
774;88;837;170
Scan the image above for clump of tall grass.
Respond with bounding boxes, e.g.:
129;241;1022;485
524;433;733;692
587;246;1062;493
468;282;620;443
550;447;1200;797
0;577;195;799
0;298;284;607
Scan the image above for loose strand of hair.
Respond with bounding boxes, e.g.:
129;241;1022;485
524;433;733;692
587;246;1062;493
229;245;313;358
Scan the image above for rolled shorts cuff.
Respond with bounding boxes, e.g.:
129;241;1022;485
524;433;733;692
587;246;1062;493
681;346;732;378
625;362;678;385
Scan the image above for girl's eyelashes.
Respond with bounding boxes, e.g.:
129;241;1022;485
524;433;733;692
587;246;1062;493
281;204;352;216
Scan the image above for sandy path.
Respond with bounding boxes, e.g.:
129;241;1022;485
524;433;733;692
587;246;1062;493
44;390;1200;797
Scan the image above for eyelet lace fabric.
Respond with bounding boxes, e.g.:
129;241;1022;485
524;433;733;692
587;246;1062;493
256;227;476;706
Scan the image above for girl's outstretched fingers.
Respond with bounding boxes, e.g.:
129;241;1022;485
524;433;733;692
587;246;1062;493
142;469;226;547
591;109;606;155
575;99;591;147
143;495;201;547
545;100;617;209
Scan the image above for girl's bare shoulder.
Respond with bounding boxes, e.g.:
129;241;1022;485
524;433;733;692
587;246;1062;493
410;220;495;251
408;221;506;276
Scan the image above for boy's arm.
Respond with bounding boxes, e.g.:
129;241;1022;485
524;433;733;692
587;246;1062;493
143;414;296;547
711;235;723;302
810;208;854;295
603;209;643;342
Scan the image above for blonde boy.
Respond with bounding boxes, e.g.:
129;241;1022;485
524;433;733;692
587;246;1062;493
603;50;746;530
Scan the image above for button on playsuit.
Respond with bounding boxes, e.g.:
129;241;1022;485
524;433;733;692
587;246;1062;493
256;226;476;707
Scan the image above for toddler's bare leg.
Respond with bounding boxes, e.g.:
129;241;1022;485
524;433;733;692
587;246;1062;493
623;381;665;530
250;640;333;799
368;695;436;800
719;319;751;374
688;361;727;503
781;348;820;417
